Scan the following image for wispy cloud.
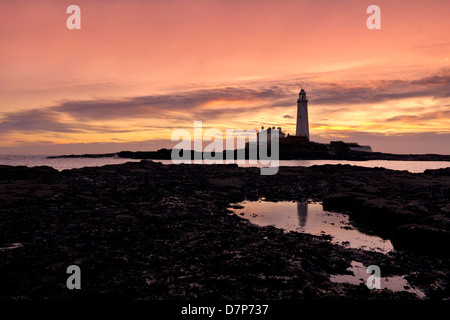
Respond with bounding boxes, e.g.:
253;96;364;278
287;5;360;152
55;87;290;121
310;75;450;106
0;108;136;134
0;71;449;139
0;109;81;133
385;110;450;123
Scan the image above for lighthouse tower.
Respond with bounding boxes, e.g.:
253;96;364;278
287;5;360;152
296;88;309;140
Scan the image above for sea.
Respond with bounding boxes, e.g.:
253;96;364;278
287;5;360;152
0;155;449;173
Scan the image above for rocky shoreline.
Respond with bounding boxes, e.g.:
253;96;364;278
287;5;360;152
47;146;450;162
0;162;449;300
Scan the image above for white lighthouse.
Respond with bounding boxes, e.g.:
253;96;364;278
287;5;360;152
296;88;309;140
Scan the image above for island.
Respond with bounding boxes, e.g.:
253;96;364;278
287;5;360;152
47;139;450;162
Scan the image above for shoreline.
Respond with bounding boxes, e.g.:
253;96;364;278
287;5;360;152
1;161;449;299
47;150;450;162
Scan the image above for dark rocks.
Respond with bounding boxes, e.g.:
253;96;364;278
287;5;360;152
0;161;449;300
393;224;450;254
423;167;450;176
0;165;58;180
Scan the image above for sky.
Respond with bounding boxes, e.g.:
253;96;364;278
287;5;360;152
0;0;449;155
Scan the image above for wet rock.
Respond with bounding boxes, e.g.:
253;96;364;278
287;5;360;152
393;224;450;254
0;161;449;300
423;167;450;176
0;165;58;180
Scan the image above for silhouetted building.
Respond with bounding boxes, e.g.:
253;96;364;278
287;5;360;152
257;126;286;143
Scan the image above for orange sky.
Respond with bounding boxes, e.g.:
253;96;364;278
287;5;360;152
0;0;449;154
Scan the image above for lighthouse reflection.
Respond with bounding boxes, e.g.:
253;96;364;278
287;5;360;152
297;202;308;228
229;200;394;254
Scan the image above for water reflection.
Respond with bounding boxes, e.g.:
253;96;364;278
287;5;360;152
330;261;426;299
297;202;307;228
229;200;394;254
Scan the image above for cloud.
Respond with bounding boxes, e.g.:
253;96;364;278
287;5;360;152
0;86;292;134
411;41;450;50
0;109;81;133
0;70;449;138
310;75;450;106
385;110;450;123
0;108;137;134
55;87;290;121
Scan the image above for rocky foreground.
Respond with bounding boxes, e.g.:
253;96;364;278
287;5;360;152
0;162;449;300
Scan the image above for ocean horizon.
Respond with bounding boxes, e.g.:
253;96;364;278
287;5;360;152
0;154;449;173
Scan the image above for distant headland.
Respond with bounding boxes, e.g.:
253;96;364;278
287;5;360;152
47;138;450;162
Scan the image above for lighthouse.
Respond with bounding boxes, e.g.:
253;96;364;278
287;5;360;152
296;88;309;140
